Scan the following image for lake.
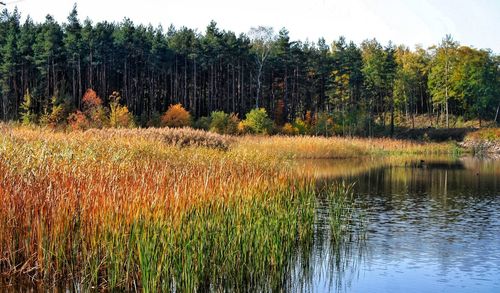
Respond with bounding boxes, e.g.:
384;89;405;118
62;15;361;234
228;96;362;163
288;157;500;293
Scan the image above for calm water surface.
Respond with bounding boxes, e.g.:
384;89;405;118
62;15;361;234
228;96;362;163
293;157;500;293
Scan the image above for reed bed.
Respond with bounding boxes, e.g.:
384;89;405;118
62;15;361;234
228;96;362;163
0;127;317;291
235;135;457;159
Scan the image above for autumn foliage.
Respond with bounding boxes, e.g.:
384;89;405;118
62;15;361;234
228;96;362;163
161;103;191;128
109;91;135;128
67;89;135;129
282;123;298;135
82;88;102;109
67;110;90;130
68;89;107;129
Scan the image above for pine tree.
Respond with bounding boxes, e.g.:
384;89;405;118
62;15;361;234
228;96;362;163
428;35;458;128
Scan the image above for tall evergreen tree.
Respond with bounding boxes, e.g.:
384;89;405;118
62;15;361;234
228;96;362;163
428;35;458;128
0;5;497;131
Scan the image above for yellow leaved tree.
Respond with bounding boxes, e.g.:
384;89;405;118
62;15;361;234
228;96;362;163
108;91;135;128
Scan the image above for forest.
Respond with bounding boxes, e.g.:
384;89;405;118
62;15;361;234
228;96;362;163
1;5;499;136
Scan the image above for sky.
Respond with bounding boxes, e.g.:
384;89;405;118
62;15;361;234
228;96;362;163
3;0;500;52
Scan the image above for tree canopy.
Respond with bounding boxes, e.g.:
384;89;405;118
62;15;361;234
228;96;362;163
0;6;499;134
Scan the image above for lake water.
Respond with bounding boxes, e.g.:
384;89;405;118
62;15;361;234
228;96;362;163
290;157;500;293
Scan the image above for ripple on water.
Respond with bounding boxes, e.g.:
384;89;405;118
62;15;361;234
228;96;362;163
289;157;500;293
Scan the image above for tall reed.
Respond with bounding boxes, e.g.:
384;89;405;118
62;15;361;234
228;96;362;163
0;126;407;291
0;127;316;291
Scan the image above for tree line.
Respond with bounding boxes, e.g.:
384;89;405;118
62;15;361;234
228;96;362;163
1;5;499;136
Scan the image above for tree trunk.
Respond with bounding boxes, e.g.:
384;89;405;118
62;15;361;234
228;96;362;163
256;62;263;108
78;55;82;103
193;58;197;117
494;102;500;125
72;56;76;104
445;90;449;128
390;104;395;137
184;57;187;107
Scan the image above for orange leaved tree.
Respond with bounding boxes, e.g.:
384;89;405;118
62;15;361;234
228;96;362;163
82;89;107;128
161;104;191;128
68;89;107;130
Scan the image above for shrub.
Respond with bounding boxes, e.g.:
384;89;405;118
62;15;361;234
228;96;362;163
83;89;108;128
89;107;109;128
226;113;240;135
82;89;102;110
110;106;135;128
147;111;162;127
40;96;67;128
109;91;135;128
237;121;248;134
312;112;335;136
281;123;298;135
193;116;211;131
67;110;89;130
242;108;273;134
305;110;314;127
20;89;37;125
209;111;229;133
293;117;309;135
209;111;240;135
161;104;191;128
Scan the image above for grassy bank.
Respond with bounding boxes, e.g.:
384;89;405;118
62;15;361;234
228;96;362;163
460;128;500;155
0;125;457;290
236;134;457;159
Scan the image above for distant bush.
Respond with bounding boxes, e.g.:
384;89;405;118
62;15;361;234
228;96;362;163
226;113;240;135
209;111;228;133
311;112;335;136
281;123;298;135
193;116;211;131
86;127;234;150
161;104;191;128
293;117;309;135
66;88;109;130
237;121;247;134
209;111;240;135
83;89;108;128
109;91;135;128
20;89;37;125
147;111;162;127
241;108;273;134
82;89;102;109
304;111;314;128
40;96;67;128
110;105;135;128
68;111;89;130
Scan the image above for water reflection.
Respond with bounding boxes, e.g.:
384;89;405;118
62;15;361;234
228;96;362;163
296;157;500;293
283;195;367;293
